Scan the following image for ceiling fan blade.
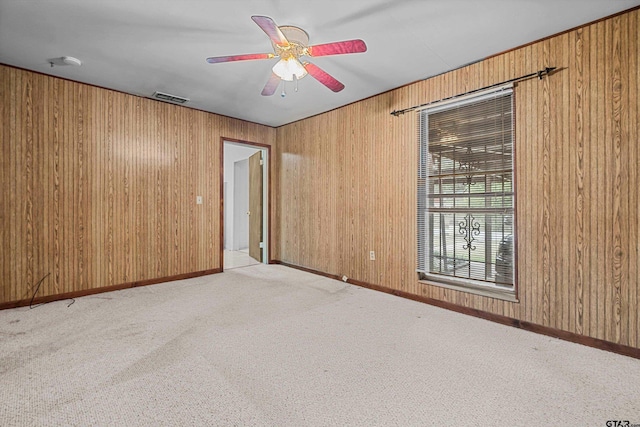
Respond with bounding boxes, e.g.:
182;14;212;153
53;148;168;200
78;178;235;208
303;62;345;92
261;73;281;96
206;53;273;64
308;39;367;57
251;15;289;47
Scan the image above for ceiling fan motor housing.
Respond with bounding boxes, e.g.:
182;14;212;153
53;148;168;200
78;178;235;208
278;26;309;47
274;26;310;59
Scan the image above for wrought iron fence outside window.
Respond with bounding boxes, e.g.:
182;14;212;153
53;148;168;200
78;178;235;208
417;85;516;297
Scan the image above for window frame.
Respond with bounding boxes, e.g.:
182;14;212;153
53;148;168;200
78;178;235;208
416;85;518;302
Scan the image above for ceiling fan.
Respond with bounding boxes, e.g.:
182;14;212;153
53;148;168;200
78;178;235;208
206;15;367;96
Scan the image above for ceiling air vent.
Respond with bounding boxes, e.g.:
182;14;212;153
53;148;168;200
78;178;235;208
152;91;189;104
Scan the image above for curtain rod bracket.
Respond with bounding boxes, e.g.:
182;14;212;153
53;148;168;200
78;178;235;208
538;66;556;79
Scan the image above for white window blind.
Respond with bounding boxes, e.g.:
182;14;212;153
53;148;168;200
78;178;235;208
417;85;515;293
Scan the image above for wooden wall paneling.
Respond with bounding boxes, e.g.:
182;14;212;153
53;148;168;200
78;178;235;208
171;105;179;276
8;68;17;300
325;112;337;275
588;20;600;340
505;49;517;320
369;98;380;286
114;91;123;284
540;38;552;328
581;23;593;339
333;111;345;278
33;73;43;300
333;110;342;275
636;9;640;348
521;43;536;325
182;107;189;273
528;43;548;324
629;11;639;348
363;100;374;285
395;91;410;294
107;92;119;284
9;68;16;300
64;78;72;292
554;34;564;330
0;68;5;303
74;78;84;292
614;13;628;346
128;96;137;283
304;117;314;269
106;89;113;283
90;86;100;289
66;78;74;294
190;113;199;271
323;112;334;275
13;69;23;300
58;78;67;295
114;89;121;284
628;11;637;346
598;18;608;341
187;108;195;273
80;82;90;293
388;94;400;291
1;64;274;307
2;68;10;302
187;109;194;272
134;97;144;282
36;73;52;290
49;77;58;295
612;14;624;344
57;77;65;294
273;9;640;351
623;12;633;347
24;71;34;297
604;15;615;344
558;32;571;333
74;81;81;293
548;36;560;331
573;26;587;336
135;96;143;280
307;116;318;270
23;70;31;298
346;106;356;279
345;106;356;280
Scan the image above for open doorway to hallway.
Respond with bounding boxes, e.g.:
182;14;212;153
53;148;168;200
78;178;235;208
222;140;269;270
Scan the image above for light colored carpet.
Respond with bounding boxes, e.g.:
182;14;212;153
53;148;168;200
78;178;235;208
1;264;639;426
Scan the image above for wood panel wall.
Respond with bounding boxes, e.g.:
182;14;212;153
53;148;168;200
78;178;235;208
1;66;275;305
274;10;640;349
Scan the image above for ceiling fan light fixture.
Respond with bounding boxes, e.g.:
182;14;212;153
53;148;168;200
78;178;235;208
48;56;82;67
272;58;307;81
61;56;82;66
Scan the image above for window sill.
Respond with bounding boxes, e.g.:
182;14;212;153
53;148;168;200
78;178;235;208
418;273;519;302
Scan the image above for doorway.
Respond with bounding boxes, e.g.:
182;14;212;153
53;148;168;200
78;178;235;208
222;140;269;270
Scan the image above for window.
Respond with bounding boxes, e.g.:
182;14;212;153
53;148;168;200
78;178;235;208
417;86;516;299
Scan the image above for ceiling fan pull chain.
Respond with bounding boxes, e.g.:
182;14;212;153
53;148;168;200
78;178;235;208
294;75;299;93
281;80;286;98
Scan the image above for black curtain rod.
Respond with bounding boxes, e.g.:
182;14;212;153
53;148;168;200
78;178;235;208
390;66;557;117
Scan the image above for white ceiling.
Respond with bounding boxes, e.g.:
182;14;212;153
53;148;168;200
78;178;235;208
1;1;638;127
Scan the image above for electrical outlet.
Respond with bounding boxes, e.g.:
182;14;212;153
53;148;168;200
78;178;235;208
196;196;203;205
369;251;376;261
